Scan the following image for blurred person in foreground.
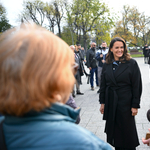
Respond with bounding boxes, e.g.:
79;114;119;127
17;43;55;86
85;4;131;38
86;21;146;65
99;37;142;150
0;23;112;150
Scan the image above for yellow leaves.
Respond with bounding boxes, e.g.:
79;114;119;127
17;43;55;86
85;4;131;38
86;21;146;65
113;4;150;46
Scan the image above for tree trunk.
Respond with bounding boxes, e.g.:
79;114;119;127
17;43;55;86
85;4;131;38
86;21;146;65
58;23;61;38
83;32;87;53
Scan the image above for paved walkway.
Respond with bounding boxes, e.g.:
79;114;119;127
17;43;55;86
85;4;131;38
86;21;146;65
74;57;150;150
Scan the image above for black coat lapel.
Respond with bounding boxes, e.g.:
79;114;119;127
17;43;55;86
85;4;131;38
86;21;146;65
114;61;129;78
106;64;117;86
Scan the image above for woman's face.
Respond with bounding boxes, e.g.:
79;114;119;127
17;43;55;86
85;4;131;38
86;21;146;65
110;41;124;61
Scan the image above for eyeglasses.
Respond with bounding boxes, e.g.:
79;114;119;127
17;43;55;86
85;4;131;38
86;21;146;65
93;45;96;47
72;62;78;75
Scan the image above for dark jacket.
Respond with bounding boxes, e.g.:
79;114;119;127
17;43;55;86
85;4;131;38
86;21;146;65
2;103;112;150
86;48;97;68
99;58;142;148
75;50;84;73
143;46;149;57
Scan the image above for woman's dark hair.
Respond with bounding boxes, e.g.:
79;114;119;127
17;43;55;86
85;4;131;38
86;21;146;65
106;37;131;64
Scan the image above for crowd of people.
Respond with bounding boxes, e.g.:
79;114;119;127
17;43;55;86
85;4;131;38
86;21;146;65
70;41;109;96
0;22;150;150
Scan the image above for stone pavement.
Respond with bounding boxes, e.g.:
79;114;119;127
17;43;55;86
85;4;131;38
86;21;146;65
74;57;150;150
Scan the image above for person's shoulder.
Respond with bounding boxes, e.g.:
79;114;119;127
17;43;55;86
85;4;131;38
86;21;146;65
127;58;139;68
103;62;109;67
128;58;137;64
63;124;112;149
0;115;4;123
88;49;93;55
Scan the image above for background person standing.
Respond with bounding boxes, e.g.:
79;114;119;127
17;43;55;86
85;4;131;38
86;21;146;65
143;44;149;64
96;42;108;93
86;42;99;90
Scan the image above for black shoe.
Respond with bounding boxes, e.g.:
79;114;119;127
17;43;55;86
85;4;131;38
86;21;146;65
77;91;84;95
91;87;94;91
97;89;100;93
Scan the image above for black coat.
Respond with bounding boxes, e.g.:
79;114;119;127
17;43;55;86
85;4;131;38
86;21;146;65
143;46;149;57
75;50;84;77
99;59;142;148
86;48;97;68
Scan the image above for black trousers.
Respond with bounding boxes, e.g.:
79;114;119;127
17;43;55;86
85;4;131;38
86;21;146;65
115;148;136;150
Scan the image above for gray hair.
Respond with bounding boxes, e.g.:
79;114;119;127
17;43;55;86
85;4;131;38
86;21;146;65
70;45;75;50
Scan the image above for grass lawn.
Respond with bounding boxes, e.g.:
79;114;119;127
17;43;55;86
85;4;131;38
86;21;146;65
130;54;144;58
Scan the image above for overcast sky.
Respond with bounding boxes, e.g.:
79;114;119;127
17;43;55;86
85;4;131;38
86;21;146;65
1;0;150;26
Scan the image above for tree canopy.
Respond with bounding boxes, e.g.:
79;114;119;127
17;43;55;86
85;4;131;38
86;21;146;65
0;3;11;32
112;5;150;46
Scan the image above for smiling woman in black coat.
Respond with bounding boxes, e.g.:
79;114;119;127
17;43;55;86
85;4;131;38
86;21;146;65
99;37;142;150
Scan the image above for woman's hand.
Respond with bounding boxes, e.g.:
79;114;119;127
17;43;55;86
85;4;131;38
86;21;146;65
131;108;138;116
100;104;105;114
142;137;150;146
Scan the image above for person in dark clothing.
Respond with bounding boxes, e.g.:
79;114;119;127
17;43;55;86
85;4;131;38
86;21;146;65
96;42;108;93
143;44;149;64
99;37;142;150
77;44;82;53
86;42;99;90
